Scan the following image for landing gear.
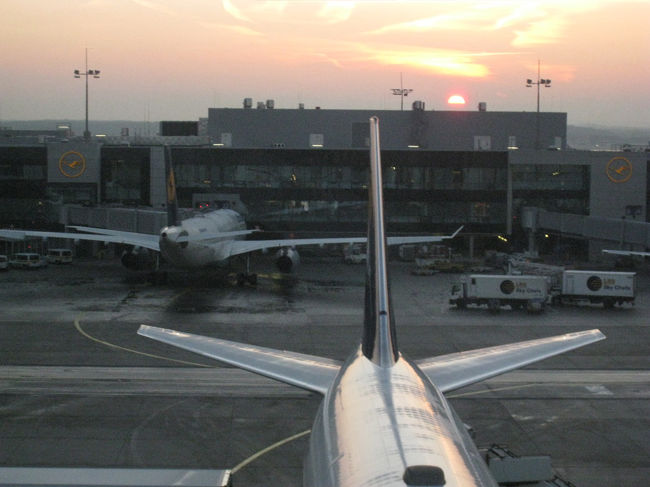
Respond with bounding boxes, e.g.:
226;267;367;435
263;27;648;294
235;254;259;286
236;272;258;286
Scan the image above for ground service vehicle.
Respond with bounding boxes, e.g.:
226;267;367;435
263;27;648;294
553;270;635;308
10;253;46;269
343;244;367;264
47;248;73;264
450;274;549;313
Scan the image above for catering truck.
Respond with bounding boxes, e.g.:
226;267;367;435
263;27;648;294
450;274;549;313
552;270;635;308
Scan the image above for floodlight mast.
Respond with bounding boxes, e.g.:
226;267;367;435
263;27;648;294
74;48;101;140
391;72;413;111
526;60;551;149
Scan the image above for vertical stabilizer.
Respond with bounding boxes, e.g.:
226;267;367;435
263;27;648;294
362;117;399;367
164;146;180;227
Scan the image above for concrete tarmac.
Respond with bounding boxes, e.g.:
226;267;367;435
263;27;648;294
0;256;648;486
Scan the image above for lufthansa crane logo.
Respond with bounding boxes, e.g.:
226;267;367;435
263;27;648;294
606;157;632;183
58;151;87;178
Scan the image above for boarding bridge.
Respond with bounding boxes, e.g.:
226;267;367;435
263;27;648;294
522;207;650;254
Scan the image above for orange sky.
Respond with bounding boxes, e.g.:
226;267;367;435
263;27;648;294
1;1;649;127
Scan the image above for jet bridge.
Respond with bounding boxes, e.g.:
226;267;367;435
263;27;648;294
521;207;650;256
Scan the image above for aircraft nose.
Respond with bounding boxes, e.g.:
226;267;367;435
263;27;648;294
160;227;189;249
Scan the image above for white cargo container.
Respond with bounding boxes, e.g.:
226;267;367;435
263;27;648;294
450;274;549;313
554;270;635;308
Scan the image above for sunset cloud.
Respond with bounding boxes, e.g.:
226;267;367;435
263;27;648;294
222;0;253;22
316;2;356;24
361;47;516;78
201;22;264;37
2;0;648;127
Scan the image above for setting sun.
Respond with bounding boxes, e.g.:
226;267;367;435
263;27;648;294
447;95;466;105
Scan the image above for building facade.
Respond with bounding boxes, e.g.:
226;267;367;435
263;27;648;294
1;107;647;256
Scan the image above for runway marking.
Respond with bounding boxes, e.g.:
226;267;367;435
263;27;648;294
585;384;613;395
448;383;540;398
231;429;312;475
73;316;213;368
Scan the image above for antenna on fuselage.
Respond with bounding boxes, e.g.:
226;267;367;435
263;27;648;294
362;117;398;367
164;145;180;227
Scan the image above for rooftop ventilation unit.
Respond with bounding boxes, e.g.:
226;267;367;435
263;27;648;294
243;98;253;109
478;102;487;112
266;99;275;109
412;100;425;111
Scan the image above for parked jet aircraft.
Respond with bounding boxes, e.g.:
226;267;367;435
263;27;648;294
0;148;461;283
138;117;605;486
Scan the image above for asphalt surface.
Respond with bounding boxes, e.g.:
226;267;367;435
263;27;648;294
0;255;648;486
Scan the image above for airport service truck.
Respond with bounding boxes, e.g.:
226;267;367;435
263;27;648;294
552;270;635;308
450;274;549;313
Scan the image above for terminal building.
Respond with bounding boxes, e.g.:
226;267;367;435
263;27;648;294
0;101;647;258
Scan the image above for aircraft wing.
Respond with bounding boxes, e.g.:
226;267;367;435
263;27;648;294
225;226;463;257
138;325;341;395
416;329;605;393
0;228;160;251
603;249;650;257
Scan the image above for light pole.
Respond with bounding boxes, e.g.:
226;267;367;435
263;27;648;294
74;48;100;140
526;60;551;149
391;73;413;111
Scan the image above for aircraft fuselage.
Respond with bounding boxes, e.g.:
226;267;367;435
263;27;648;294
159;209;245;268
304;349;498;487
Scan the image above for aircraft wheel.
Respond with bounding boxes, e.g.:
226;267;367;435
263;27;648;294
236;273;246;286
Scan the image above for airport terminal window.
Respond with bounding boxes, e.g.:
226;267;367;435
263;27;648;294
512;165;587;191
250;199;367;223
101;148;150;205
513;197;588;216
0;147;46;180
427;167;505;191
175;148;507;231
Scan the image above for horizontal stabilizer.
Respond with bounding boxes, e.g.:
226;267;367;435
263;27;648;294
416;329;605;393
138;325;341;394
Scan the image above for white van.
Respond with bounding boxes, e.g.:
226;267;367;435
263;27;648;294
47;248;73;264
10;253;46;269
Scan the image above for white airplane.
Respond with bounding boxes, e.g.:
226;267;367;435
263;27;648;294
0;148;462;284
138;117;605;487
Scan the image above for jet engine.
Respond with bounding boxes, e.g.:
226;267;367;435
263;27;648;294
121;247;156;271
275;247;300;273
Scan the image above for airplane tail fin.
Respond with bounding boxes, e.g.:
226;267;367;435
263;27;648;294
362;117;399;367
164;146;180;227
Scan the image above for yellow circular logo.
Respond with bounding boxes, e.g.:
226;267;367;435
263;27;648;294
606;156;632;183
59;151;87;178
